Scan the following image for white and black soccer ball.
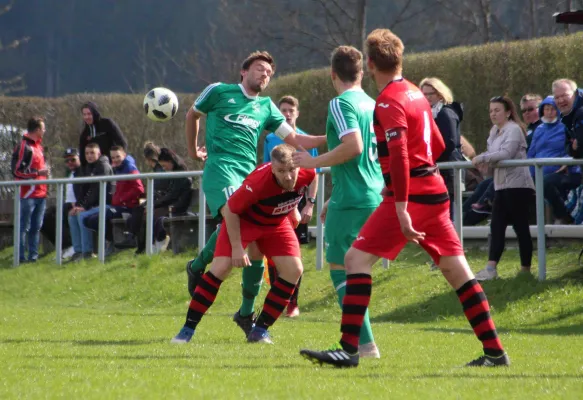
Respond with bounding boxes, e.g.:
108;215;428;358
143;87;179;122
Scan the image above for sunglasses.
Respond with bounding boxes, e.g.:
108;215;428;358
521;107;536;113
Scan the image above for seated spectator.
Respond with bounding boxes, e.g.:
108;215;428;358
68;143;114;261
472;96;535;281
143;141;171;198
40;148;82;258
83;146;144;254
552;79;583;159
420;77;465;221
124;148;192;254
527;96;581;224
520;93;543;150
459;135;485;192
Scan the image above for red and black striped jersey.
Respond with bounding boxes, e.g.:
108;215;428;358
227;163;316;225
374;78;448;204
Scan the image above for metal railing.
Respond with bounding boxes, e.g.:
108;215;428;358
2;157;583;280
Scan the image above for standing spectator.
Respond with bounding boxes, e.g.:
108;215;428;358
68;143;114;260
79;102;128;166
472;96;535;281
527;96;581;224
126;148;192;254
263;95;319;317
11;116;48;263
552;79;583;159
520;94;543;149
40;148;82;258
83;146;144;255
420;77;465;221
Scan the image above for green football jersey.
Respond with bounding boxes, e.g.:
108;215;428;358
326;88;383;210
193;83;288;171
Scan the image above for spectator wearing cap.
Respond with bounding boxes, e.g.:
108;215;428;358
552;79;583;159
79;102;128;166
519;94;543;150
40;148;82;258
11;116;48;263
527;96;581;224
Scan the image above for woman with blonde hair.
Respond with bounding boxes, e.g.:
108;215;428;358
420;77;465;221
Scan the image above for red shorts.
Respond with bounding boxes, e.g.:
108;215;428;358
215;217;301;258
353;198;463;264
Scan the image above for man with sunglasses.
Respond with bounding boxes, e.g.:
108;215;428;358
520;94;542;150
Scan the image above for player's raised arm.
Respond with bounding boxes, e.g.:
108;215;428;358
185;108;206;161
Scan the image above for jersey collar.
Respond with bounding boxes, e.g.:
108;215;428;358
238;84;258;100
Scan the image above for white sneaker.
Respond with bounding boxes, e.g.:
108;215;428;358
475;267;498;281
358;342;380;359
155;235;170;253
62;246;75;259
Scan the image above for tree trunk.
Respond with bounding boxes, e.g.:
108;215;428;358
355;0;367;52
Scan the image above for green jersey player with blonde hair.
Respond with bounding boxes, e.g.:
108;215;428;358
293;45;383;358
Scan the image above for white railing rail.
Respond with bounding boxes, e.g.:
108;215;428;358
2;157;583;280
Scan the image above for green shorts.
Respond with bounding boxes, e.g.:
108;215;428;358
325;207;376;265
202;160;253;218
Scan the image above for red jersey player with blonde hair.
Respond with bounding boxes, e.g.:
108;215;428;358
172;144;315;345
300;29;509;368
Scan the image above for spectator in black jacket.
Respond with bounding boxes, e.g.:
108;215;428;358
124;148;192;254
520;93;542;150
142;141;170;195
553;78;583;159
420;77;464;220
68;143;115;260
79;101;128;166
40;148;82;257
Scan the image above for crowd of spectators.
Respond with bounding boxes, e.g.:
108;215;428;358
10;78;583;267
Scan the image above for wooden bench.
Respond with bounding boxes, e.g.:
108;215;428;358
110;188;219;254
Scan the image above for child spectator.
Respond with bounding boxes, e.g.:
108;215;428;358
83;146;144;255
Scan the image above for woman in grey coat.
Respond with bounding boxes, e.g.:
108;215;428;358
472;96;535;281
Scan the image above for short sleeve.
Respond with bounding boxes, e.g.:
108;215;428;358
192;82;222;114
264;100;287;133
227;167;265;214
376;98;407;133
328;98;360;139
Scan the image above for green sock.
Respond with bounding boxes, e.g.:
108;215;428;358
190;224;220;272
329;269;375;346
240;259;264;317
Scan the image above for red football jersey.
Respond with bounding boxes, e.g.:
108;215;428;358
374;78;448;203
227;163;316;225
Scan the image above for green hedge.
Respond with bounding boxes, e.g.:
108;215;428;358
265;32;583;151
1;32;582;179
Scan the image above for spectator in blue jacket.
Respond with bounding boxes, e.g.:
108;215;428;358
528;95;582;223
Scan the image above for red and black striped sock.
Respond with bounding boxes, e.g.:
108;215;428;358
456;279;505;357
340;273;372;355
184;271;223;330
255;277;296;329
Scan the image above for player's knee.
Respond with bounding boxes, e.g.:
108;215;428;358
209;257;232;280
344;247;359;273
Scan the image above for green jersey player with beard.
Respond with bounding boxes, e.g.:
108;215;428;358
182;51;325;340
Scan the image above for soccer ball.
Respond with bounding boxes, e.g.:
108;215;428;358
143;87;179;122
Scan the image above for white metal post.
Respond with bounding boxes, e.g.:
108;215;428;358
534;165;546;281
98;181;107;263
55;183;63;265
145;178;154;256
12;187;20;267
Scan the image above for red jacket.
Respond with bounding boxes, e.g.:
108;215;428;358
11;133;47;199
111;155;144;207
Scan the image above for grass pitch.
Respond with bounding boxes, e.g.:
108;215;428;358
1;244;582;399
